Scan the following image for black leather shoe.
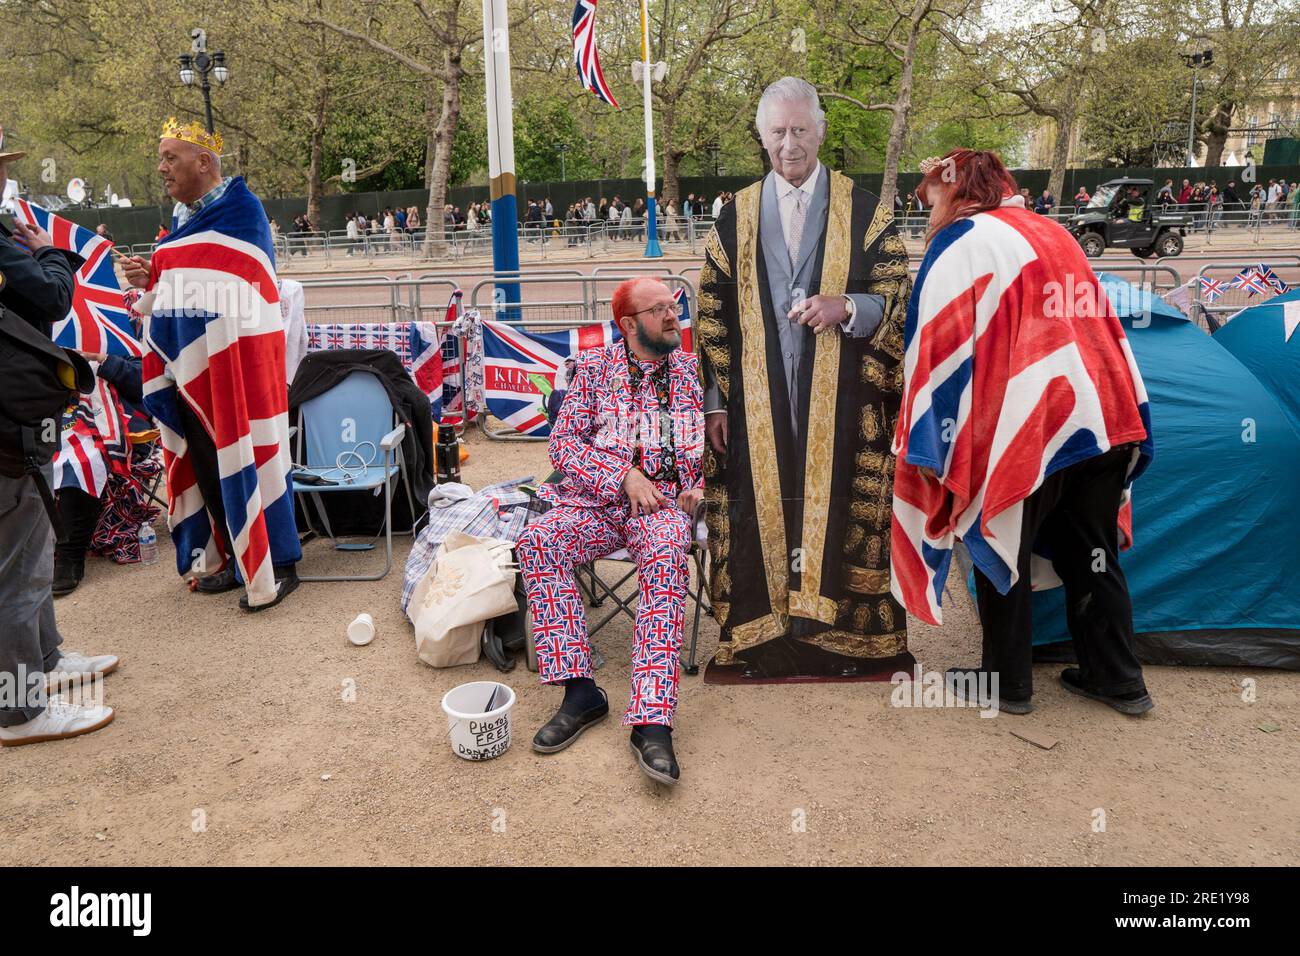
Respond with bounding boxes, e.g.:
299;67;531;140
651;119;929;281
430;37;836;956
195;566;241;594
240;570;301;612
629;727;680;785
1059;667;1153;715
532;690;609;753
52;557;84;597
945;666;1033;714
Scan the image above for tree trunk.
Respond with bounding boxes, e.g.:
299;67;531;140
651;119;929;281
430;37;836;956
659;102;680;204
1202;103;1233;166
1046;109;1074;203
306;84;327;228
879;1;926;210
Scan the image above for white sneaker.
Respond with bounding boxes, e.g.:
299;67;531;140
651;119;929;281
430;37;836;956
45;651;119;693
0;696;115;747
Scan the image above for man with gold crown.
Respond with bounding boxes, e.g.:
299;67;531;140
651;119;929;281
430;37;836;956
122;119;300;611
696;77;912;681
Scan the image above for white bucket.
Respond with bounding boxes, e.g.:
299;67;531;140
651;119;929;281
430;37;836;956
440;681;516;761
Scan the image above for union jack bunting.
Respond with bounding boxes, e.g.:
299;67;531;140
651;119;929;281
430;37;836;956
10;199;142;357
141;176;300;608
572;0;619;108
891;206;1153;626
305;320;447;410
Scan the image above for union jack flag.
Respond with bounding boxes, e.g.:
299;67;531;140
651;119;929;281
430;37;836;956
1198;276;1226;302
891;208;1153;625
410;321;444;419
10;199;142;357
572;0;619;108
481;318;623;437
141;176;300;608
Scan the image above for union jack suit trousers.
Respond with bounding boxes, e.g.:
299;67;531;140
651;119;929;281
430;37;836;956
517;503;691;727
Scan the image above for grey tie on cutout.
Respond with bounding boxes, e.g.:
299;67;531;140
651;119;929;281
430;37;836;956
787;192;806;270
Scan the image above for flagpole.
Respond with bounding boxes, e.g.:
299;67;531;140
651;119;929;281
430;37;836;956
483;0;522;321
641;0;663;258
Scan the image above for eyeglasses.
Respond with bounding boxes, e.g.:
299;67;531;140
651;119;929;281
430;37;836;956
627;302;680;319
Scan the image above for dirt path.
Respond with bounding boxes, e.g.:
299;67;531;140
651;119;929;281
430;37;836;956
2;428;1297;866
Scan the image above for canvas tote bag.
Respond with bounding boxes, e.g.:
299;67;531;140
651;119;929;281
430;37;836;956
410;531;518;667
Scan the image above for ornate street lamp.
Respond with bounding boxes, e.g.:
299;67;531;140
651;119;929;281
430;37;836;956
178;47;229;134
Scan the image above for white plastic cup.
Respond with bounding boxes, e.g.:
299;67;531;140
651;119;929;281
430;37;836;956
347;613;375;646
441;681;516;761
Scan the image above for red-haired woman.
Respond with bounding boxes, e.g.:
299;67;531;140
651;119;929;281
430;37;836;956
890;149;1156;716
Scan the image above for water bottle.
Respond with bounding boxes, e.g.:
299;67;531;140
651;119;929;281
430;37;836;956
138;523;158;566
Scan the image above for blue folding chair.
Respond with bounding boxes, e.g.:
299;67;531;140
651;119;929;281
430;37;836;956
292;370;413;581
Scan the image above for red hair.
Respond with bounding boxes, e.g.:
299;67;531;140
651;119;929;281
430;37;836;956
611;276;663;327
918;149;1019;242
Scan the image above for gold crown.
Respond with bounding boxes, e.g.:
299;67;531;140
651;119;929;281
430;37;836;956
160;117;223;155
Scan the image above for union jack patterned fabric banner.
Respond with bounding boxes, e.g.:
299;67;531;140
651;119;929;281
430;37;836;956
572;0;619;108
53;375;131;498
482;318;622;437
890;206;1154;626
10;199;142;357
141;176;300;607
480;289;693;437
305;320;447;412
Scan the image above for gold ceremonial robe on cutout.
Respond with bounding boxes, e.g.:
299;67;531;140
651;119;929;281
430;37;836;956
696;170;911;662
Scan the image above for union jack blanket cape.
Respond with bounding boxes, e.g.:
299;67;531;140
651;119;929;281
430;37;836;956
890;204;1154;626
140;176;300;606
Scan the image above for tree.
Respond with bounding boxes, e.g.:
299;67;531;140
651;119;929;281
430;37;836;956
819;0;977;208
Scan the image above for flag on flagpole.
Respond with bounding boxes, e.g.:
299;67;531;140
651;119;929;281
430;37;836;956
1198;276;1226;302
10;199;142;357
572;0;619;107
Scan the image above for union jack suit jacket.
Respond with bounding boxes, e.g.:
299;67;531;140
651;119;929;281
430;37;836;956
542;342;704;509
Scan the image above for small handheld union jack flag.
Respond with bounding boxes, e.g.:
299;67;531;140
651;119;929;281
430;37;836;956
1198;276;1225;302
572;0;619;108
1229;266;1270;298
1254;263;1289;295
11;199;142;357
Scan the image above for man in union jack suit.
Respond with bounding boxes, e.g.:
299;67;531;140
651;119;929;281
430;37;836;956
517;277;703;786
122;119;300;612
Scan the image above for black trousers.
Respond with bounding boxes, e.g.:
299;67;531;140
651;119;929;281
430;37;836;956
54;487;102;562
973;446;1146;699
176;398;296;574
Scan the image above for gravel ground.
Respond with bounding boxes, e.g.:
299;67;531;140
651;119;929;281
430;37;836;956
3;427;1296;866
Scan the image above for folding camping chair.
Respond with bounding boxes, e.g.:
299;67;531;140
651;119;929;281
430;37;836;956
523;502;712;676
291;370;416;581
128;428;166;509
